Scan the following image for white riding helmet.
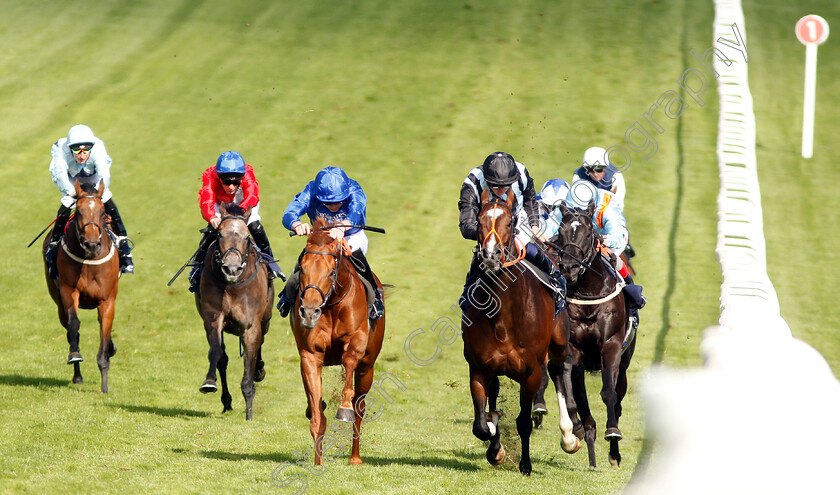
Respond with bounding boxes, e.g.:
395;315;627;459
582;146;609;170
565;180;598;209
539;179;570;208
67;124;95;148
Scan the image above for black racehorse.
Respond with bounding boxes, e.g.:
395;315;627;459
550;202;636;468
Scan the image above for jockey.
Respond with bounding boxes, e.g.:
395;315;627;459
544;180;645;327
45;124;134;276
188;151;284;293
537;179;570;233
458;151;566;310
276;166;384;320
572;146;635;257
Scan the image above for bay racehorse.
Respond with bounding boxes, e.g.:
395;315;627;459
196;202;273;420
43;180;120;392
291;217;385;466
552;201;635;467
462;190;579;475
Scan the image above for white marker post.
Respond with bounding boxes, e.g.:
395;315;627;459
795;15;829;159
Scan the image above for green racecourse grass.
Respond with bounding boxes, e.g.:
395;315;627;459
0;1;836;493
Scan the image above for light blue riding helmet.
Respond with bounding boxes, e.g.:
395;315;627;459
565;180;598;209
539;179;570;209
216;151;246;174
314;167;351;203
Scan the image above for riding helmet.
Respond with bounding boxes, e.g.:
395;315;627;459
67;124;95;149
314;167;351;203
581;146;609;170
565;180;598;209
540;179;570;208
482;152;519;187
216;151;246;174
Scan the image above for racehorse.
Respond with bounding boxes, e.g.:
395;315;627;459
291;217;385;466
43;180;120;393
196;202;273;421
552;201;635;467
461;190;579;475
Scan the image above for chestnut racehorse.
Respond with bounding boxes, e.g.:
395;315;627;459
553;202;634;467
43;180;120;393
461;190;579;476
196;202;273;421
291;218;385;466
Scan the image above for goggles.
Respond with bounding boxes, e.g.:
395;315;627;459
586;166;606;173
220;176;242;186
70;143;93;154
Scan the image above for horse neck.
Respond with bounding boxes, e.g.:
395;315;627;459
573;253;617;297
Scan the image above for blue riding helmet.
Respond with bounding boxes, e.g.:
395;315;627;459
314;167;351;203
216;151;246;174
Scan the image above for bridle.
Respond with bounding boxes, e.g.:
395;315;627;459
479;197;525;268
212;214;259;287
553;207;601;280
74;194;105;245
299;238;352;310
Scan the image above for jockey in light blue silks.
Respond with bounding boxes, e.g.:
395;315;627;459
276;166;384;320
543;180;645;329
537;179;570;234
458;152;567;313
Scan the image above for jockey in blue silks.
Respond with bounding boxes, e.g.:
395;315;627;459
458;152;566;312
543;180;645;329
276;166;384;320
572;146;636;257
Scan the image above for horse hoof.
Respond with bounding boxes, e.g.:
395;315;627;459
562;435;581;454
605;427;623;440
254;366;266;382
199;380;218;393
609;456;620;467
335;407;355;424
531;402;547;414
67;352;83;364
487;445;506;466
72;376;83;384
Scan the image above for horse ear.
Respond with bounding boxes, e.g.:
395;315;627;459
480;188;490;204
558;203;570;217
74;179;83;197
586;201;596;217
219;202;229;217
505;190;516;209
96;179;105;196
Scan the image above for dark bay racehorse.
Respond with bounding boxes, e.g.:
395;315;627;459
196;202;273;420
553;202;635;467
43;180;120;392
291;218;385;466
462;190;579;476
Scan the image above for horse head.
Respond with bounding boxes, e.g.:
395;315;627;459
477;188;517;272
216;202;252;284
298;217;342;328
73;180;108;258
555;202;597;286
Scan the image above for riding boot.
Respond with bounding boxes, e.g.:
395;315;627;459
45;205;72;279
459;253;482;312
621;273;646;311
189;227;217;293
248;221;286;281
104;199;134;274
350;250;384;320
528;244;567;301
624;243;636;258
276;265;300;317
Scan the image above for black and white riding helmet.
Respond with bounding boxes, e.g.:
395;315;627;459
482;152;519;187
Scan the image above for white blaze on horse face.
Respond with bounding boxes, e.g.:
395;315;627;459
569;220;582;236
488;206;505;221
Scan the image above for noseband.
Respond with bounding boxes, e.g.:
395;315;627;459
214;215;251;270
299;239;352;310
479;198;525;268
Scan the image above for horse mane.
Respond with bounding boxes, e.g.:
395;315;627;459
223;202;246;217
79;181;99;195
309;217;335;247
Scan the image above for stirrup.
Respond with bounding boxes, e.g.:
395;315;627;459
369;292;384;320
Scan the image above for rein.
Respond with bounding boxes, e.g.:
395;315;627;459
299;238;353;310
480;198;525;268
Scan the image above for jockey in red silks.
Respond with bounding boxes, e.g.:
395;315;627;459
188;151;284;292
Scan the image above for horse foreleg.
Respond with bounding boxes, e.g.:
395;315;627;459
469;367;504;466
572;363;597;467
601;341;623;444
240;324;263;421
300;353;326;466
200;315;224;394
336;336;365;425
488;375;500;414
218;341;232;412
348;363;376;466
62;290;83;384
609;338;635;467
96;298;116;393
516;366;543;476
548;359;581;454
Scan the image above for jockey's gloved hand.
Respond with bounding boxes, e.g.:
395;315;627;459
61;195;76;208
